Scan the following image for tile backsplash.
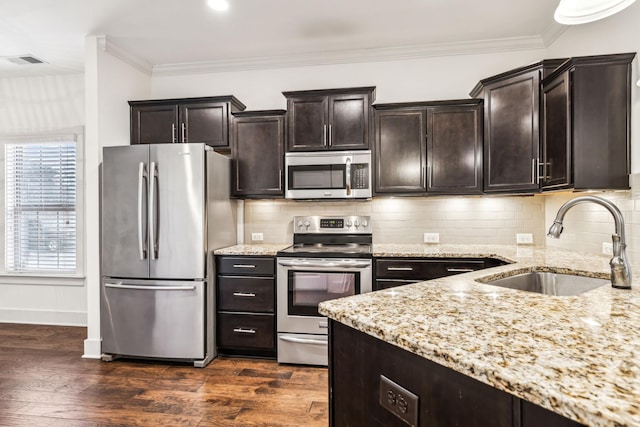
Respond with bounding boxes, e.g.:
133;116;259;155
243;196;546;246
243;189;640;266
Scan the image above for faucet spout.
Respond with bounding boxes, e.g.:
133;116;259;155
547;195;631;289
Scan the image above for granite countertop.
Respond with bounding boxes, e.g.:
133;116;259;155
213;244;290;256
319;244;640;427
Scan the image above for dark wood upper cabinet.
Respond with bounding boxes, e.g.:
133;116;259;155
374;106;427;194
470;60;565;194
283;87;375;151
541;69;571;190
231;110;285;198
129;96;246;147
427;101;483;194
374;100;482;195
541;52;635;191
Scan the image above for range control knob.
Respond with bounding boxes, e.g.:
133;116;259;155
361;220;369;228
297;220;304;229
304;220;311;229
345;220;353;227
354;220;360;228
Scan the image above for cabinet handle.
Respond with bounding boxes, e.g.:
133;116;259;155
446;268;475;273
232;264;256;269
181;122;187;143
233;328;256;334
328;124;332;146
323;125;327;146
279;169;282;191
232;292;256;297
427;165;433;189
171;123;176;143
388;267;414;271
531;158;537;184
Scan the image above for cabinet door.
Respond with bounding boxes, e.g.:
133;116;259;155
374;108;427;194
541;71;571;190
180;102;228;147
130;104;178;144
483;70;540;193
231;115;285;197
328;93;370;150
427;105;482;194
287;96;328;151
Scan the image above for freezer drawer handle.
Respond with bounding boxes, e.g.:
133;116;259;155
232;292;256;297
233;328;256;334
387;267;414;271
104;283;196;291
232;264;256;269
279;336;327;346
446;268;475;273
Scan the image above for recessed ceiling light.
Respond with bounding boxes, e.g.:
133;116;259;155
208;0;229;11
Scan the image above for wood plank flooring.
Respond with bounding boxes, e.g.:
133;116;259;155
0;323;328;426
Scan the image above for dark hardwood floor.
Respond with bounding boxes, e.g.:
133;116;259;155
0;323;328;426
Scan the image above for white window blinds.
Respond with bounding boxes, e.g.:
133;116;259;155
5;141;77;273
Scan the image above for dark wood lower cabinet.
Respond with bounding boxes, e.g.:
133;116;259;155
329;320;585;427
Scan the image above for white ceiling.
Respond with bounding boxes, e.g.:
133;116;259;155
0;0;565;78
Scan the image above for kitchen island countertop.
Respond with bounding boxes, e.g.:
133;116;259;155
320;244;640;427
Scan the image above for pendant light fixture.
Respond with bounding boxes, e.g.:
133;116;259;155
554;0;636;24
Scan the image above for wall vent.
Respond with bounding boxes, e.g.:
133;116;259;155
6;55;46;65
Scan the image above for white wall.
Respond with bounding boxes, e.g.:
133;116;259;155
0;73;86;326
151;49;547;108
83;36;152;358
543;3;640;263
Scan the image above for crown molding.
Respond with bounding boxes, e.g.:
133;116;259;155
152;36;547;76
98;36;153;76
541;21;569;47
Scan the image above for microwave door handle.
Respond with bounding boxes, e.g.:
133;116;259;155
345;157;352;196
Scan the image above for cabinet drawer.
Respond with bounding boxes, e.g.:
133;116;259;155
218;313;275;351
218;277;274;313
375;279;422;291
217;256;275;276
376;258;485;280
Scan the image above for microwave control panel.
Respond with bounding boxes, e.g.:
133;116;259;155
352;164;369;189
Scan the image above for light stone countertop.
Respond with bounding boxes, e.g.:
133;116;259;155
319;244;640;427
213;244;290;257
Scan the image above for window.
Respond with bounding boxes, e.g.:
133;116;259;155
1;133;82;275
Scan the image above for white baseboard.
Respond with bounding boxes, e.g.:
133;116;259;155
0;308;87;327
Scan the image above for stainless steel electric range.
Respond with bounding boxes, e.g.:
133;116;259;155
276;215;373;366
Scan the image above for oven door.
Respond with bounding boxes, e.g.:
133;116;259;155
276;258;372;335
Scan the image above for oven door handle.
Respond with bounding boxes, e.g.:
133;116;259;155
279;336;328;346
277;259;372;269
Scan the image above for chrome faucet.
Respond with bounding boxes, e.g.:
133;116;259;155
547;195;631;289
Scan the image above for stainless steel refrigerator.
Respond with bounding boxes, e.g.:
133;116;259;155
100;143;237;367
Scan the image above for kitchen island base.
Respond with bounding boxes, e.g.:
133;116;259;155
328;320;583;427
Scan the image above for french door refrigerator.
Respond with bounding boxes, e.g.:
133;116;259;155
100;143;237;367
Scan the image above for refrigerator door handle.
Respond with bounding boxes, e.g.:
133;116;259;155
104;282;197;291
148;161;158;260
137;162;148;260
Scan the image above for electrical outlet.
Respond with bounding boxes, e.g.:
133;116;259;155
379;375;419;426
423;233;439;244
602;242;613;256
516;233;533;245
251;232;264;242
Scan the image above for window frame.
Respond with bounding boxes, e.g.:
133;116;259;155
0;129;84;279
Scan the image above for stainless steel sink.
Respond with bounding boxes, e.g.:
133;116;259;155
481;271;608;296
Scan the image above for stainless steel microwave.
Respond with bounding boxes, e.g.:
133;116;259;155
285;150;372;199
